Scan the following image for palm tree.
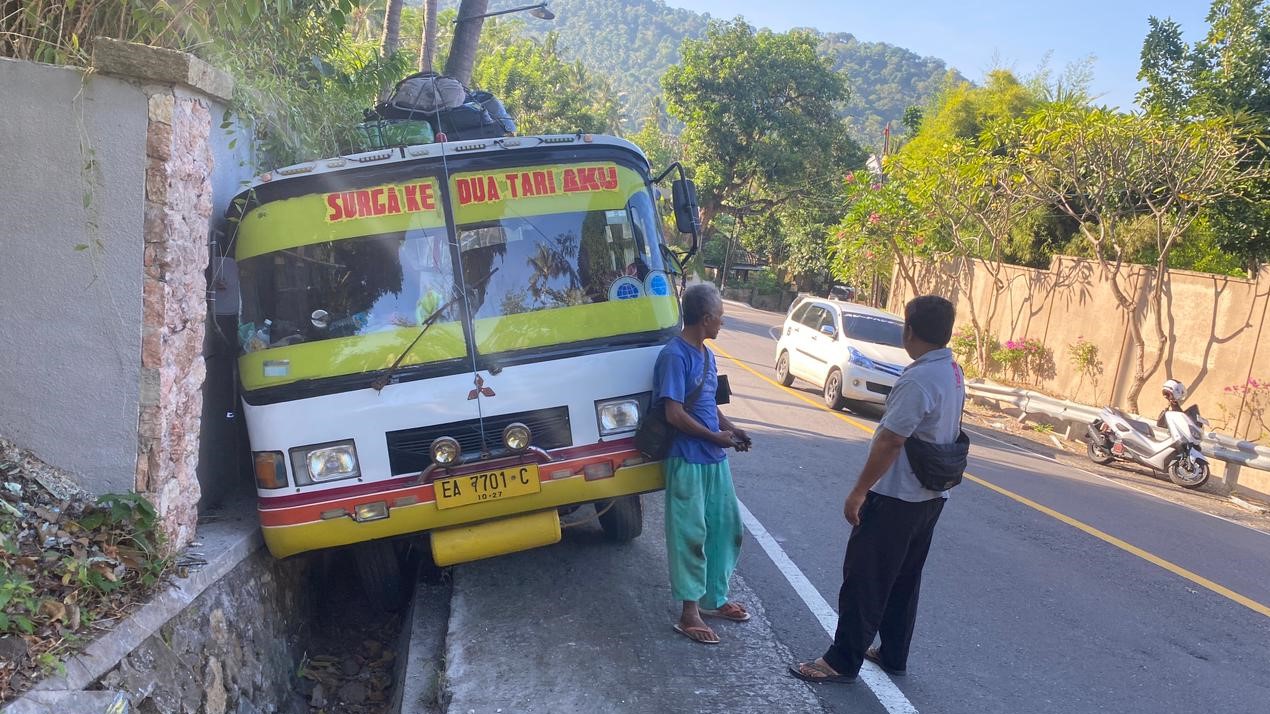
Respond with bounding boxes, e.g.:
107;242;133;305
381;0;404;56
445;0;489;84
418;0;439;71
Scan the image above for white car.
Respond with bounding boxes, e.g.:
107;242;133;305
773;298;911;410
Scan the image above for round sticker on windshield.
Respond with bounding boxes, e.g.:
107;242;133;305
644;271;671;297
609;276;644;301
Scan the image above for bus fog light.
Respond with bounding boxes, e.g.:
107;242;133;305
503;422;531;451
584;461;615;481
549;468;573;480
353;501;389;522
431;437;461;465
596;398;641;436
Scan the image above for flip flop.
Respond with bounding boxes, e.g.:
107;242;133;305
700;602;751;622
864;646;906;676
788;660;856;684
673;623;720;645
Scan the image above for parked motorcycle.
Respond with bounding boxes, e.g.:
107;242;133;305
1085;405;1210;489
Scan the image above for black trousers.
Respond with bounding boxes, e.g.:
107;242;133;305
822;491;945;676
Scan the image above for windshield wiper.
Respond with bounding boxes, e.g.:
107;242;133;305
370;267;498;392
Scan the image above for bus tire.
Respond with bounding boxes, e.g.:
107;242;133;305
353;539;409;612
598;495;643;542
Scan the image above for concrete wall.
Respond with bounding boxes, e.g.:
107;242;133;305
0;44;256;547
892;257;1270;444
0;57;148;494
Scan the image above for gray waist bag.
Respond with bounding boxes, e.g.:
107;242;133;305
904;430;969;491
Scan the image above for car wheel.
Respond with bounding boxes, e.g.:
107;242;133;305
823;369;847;410
775;351;794;386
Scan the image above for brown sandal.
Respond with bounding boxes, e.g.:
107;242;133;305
700;602;751;622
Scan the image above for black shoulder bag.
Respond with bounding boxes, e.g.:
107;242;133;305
903;392;970;492
634;352;708;460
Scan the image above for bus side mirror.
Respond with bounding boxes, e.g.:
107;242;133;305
672;179;700;237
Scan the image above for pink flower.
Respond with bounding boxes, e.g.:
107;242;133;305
844;172;855;183
868;212;881;225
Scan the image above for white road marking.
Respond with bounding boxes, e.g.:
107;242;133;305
737;499;918;714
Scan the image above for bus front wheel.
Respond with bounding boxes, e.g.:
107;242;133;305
352;539;409;612
598;495;643;542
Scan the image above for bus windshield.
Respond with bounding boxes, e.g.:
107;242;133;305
456;186;677;356
234;158;679;391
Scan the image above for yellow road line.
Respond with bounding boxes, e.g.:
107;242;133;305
711;341;1270;620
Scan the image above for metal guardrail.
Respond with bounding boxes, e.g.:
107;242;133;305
965;379;1270;487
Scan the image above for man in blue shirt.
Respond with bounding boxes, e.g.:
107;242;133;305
654;282;751;645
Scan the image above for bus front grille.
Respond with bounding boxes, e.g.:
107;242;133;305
385;407;573;476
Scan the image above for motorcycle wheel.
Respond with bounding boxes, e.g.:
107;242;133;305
1168;456;1209;490
1086;439;1114;465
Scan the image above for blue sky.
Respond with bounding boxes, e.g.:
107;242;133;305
664;1;1213;110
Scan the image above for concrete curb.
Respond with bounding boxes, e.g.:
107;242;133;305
397;580;452;714
3;505;262;713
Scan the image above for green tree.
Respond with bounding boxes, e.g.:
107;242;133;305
1138;0;1270;271
906;70;1040;152
1000;105;1264;411
470;25;620;134
662;19;863;247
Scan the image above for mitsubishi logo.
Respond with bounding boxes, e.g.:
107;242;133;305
467;373;496;400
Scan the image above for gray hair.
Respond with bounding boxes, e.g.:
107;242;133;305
682;282;722;326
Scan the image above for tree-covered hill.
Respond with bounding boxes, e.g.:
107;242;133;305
424;0;964;148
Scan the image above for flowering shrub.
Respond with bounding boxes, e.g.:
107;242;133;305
992;337;1050;382
1223;378;1270;443
951;326;978;365
950;326;999;378
1067;337;1103;393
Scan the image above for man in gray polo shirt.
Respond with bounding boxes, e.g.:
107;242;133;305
791;295;963;683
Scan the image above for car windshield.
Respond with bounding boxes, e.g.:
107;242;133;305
842;314;903;347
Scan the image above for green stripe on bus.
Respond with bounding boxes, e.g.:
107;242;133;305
238;296;680;390
474;295;679;353
239;321;466;391
235;179;446;261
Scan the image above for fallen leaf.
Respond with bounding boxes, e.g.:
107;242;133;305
38;600;67;623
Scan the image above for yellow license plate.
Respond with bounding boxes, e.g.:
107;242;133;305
434;464;541;510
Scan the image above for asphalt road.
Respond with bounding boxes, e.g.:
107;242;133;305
432;300;1270;714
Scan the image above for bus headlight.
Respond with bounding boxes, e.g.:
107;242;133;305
290;441;359;484
596;397;641;436
503;423;531;451
431;436;461;465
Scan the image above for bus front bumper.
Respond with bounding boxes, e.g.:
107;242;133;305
260;459;663;559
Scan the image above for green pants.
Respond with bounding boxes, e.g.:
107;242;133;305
664;457;743;609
